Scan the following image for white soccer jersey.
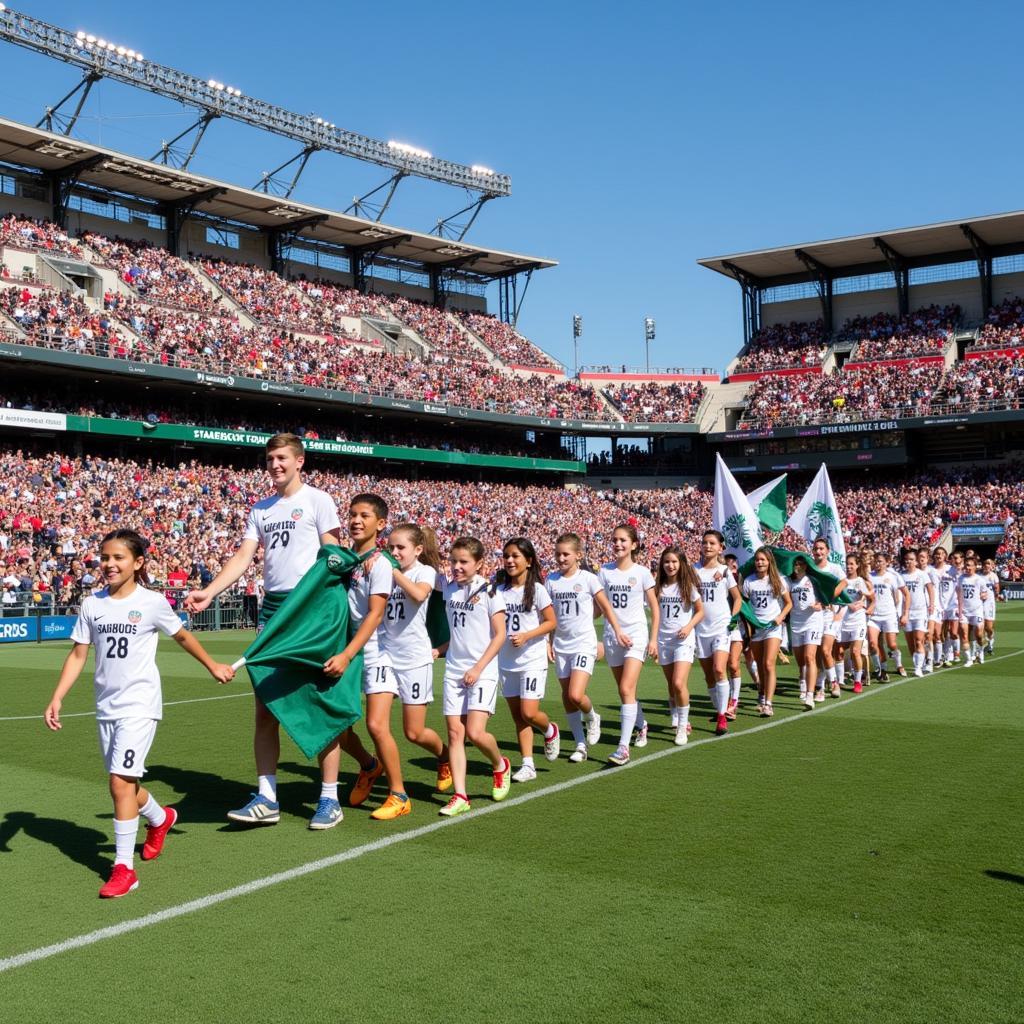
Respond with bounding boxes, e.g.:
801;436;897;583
348;554;394;665
957;573;987;615
842;577;871;628
787;575;822;632
869;569;903;619
442;576;505;681
742;575;785;624
547;569;602;654
379;561;436;670
71;586;183;721
900;568;931;615
695;565;738;638
657;582;700;642
984;571;1000;603
242;484;341;593
936;565;960;612
598;563;656;631
498;582;552;673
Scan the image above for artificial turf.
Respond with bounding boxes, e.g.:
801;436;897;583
1;615;1021;1024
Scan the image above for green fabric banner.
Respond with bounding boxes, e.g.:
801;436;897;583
242;545;366;759
739;547;851;607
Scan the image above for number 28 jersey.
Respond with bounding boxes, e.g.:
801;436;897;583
71;586;184;721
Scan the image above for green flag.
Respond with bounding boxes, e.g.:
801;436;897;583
740;546;851;606
745;474;788;533
239;545;366;760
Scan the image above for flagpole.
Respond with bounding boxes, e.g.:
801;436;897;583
231;657;247;670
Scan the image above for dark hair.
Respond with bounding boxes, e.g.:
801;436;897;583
792;554;811;577
656;544;699;609
100;528;150;585
703;529;725;546
613;523;641;559
451;536;485;563
349;492;389;521
498;536;542;611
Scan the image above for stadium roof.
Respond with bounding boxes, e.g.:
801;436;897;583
0;117;555;279
698;209;1024;287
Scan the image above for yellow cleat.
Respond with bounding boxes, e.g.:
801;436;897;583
348;757;384;807
436;761;453;793
370;793;412;821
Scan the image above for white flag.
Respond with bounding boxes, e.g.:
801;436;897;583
787;463;846;571
712;454;765;563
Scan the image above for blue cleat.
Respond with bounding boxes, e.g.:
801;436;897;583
308;797;344;830
227;793;280;825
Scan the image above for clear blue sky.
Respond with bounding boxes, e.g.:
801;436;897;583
2;0;1023;372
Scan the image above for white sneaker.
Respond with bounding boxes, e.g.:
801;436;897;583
568;743;588;763
814;689;825;703
924;662;934;674
914;667;924;677
798;687;807;701
977;650;985;664
633;722;649;748
801;694;814;710
674;725;688;746
585;711;601;747
964;657;975;668
511;764;537;783
543;723;561;762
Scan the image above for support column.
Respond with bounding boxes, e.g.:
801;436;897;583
961;224;993;316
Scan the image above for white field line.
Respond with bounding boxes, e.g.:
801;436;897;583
1;647;1020;975
0;691;253;722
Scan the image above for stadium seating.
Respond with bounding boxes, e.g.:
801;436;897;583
972;296;1024;351
601;380;706;422
454;309;560;368
839;304;959;362
732;320;828;372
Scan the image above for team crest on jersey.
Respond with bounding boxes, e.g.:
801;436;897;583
290;508;303;521
128;610;142;623
470;594;481;604
628;577;637;586
573;583;583;592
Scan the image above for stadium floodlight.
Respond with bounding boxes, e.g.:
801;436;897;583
471;165;495;176
387;140;433;160
643;316;656;372
572;314;583;376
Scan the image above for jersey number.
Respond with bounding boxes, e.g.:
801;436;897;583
267;531;290;550
105;636;129;659
451;611;467;629
386;601;406;621
611;593;628;609
559;599;580;617
508;613;521;633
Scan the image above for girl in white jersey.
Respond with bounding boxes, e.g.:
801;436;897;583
947;551;966;664
601;524;658;766
957;556;990;666
742;547;792;717
495;537;559;782
655;546;704;745
900;549;936;677
696;531;742;737
812;539;847;697
436;536;511;816
917;548;942;673
982;557;1000;653
868;552;909;682
931;547;960;666
45;530;234;899
837;553;873;693
546;533;630;764
381;524;452;795
788;556;824;710
724;553;759;717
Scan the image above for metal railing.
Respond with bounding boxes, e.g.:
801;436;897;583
581;364;717;376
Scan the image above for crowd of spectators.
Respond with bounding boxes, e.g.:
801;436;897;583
602;380;706;422
385;294;483;362
0;286;134;354
839;304;959;362
937;353;1024;411
0;215;84;260
454;310;559;368
973;296;1024;352
732;320;828;373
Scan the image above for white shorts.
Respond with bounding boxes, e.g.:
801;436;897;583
603;628;647;668
825;617;843;640
928;609;942;625
363;659;398;696
791;628;822;648
727;626;743;644
962;612;984;627
442;672;498;716
983;601;996;621
695;631;729;660
500;668;547;701
98;717;158;779
394;664;434;705
657;636;695;666
904;614;928;634
752;624;784;643
869;616;898;636
554;650;595;680
839;623;866;645
942;608;960;623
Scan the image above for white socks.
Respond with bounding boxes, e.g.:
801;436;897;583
715;681;729;714
139;794;166;828
566;710;585;744
320;781;338;801
836;663;846;686
258;774;277;802
730;676;741;701
678;705;690;729
114;817;139;868
619;703;638;748
890;648;903;669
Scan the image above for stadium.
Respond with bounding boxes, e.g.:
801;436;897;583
1;5;1021;1023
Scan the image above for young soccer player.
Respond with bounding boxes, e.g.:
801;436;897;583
957;556;990;666
696;531;742;736
948;550;967;663
382;523;451;792
495;537;559;782
900;549;936;677
724;553;757;715
918;548;942;673
600;524;658;765
742;547;792;717
546;532;629;763
982;557;1000;653
788;555;823;710
812;539;847;697
655;545;704;744
185;433;376;829
868;552;909;682
837;554;873;693
45;529;234;898
437;536;511;815
931;546;959;666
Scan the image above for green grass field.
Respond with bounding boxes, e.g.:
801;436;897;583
1;614;1022;1024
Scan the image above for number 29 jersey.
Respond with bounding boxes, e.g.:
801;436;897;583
71;586;184;721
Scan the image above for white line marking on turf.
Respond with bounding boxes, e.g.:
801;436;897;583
1;647;1019;975
0;691;252;723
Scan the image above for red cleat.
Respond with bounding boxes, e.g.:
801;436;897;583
141;805;178;861
99;863;139;899
852;681;864;694
715;713;728;736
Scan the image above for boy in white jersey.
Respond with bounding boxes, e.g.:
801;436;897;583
981;557;1000;653
695;532;742;734
185;433;375;829
46;529;234;898
900;549;936;677
868;552;909;681
958;556;990;666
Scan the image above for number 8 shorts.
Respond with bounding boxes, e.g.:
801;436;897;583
443;672;498;716
394;664;434;705
98;717;158;778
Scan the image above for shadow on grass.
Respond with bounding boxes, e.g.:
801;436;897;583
984;869;1024;885
141;763;252;824
0;810;110;878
